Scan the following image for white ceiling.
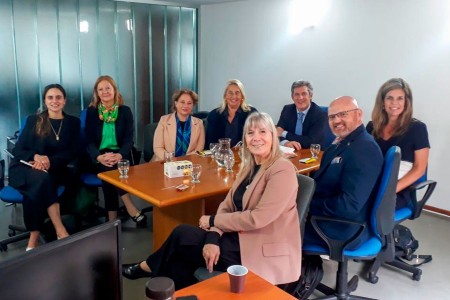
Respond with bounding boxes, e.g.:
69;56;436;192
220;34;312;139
114;0;246;8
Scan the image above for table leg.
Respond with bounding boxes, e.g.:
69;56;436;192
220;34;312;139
152;200;204;251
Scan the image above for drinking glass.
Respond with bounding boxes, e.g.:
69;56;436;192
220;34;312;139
164;151;174;163
118;159;130;179
191;164;202;183
310;144;321;159
209;143;219;157
224;154;235;173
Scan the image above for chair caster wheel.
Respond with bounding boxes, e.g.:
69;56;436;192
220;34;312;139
412;270;422;281
0;244;7;252
8;229;16;237
368;273;378;284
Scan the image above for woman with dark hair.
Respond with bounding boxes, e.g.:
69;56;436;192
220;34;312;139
123;112;301;290
85;75;145;225
9;84;80;250
367;78;430;208
205;79;257;147
152;89;205;161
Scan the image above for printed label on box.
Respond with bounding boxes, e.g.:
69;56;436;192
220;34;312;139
164;160;193;178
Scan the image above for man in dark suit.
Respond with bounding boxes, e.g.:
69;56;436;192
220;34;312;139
304;96;383;249
276;80;329;149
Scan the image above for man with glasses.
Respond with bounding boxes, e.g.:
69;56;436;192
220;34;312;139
304;96;383;249
276;80;328;149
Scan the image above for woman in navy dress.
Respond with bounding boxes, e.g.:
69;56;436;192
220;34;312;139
205;79;257;147
367;78;430;208
9;84;80;250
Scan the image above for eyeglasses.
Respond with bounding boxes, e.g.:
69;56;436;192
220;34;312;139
328;108;359;121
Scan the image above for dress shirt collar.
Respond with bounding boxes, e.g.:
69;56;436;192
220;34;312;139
296;103;311;118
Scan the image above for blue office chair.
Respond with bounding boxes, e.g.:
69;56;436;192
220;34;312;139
302;146;401;299
319;106;335;149
0;159;65;251
367;173;437;283
80;109;152;221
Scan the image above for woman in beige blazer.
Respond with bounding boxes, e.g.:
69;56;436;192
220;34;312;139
152;89;205;161
123;112;301;289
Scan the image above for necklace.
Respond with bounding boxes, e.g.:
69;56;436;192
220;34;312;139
49;118;64;141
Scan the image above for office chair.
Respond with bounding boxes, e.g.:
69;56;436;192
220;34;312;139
143;122;159;162
78;109;107;221
79;109;151;222
192;111;209;120
302;146;400;299
367;173;437;283
0;159;65;251
319;106;335;149
193;173;316;282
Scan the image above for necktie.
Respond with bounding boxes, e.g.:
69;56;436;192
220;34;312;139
295;112;304;135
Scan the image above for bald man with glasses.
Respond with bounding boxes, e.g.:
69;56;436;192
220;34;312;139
304;96;384;250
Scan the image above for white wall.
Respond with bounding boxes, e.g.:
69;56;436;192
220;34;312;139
199;0;450;210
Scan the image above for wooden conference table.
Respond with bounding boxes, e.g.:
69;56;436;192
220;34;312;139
98;149;321;250
174;270;297;299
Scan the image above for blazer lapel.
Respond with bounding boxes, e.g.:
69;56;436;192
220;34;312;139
313;125;365;179
167;113;177;151
188;117;198;153
241;163;270;210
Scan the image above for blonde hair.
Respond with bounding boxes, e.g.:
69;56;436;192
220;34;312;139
371;78;413;139
218;79;252;113
89;75;124;108
239;112;282;179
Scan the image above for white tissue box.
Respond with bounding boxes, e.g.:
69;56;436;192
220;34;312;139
164;160;193;178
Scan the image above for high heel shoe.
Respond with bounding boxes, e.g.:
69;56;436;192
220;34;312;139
122;263;153;280
131;212;147;227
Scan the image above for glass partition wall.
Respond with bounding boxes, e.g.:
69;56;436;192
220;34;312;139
0;0;197;154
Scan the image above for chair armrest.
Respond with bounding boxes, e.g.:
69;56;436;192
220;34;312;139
409;180;437;219
3;149;14;159
310;215;366;262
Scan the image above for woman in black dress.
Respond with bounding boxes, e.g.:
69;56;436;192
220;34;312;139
9;84;80;250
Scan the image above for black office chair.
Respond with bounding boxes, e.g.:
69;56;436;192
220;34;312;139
193;173;316;282
367;173;437;283
143;122;159;162
192;111;209;121
302;146;400;299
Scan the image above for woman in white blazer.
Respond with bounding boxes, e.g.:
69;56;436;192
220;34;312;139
152;89;205;161
123;112;301;289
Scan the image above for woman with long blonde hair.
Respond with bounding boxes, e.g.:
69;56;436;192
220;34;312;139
205;79;257;147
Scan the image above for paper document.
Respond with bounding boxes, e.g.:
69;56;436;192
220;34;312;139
398;160;413;179
279;145;295;154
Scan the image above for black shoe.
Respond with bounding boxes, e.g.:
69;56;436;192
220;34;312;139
131;212;147;227
122;263;152;280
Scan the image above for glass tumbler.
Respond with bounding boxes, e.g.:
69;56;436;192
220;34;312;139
118;159;130;178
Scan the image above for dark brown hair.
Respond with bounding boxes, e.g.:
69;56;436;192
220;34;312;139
171;89;199;112
36;84;66;137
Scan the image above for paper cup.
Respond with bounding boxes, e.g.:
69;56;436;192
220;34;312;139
227;265;248;293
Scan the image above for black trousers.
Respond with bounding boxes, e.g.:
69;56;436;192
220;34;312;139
9;165;61;231
146;224;241;290
95;163;127;211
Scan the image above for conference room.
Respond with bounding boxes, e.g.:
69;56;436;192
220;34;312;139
1;0;449;299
